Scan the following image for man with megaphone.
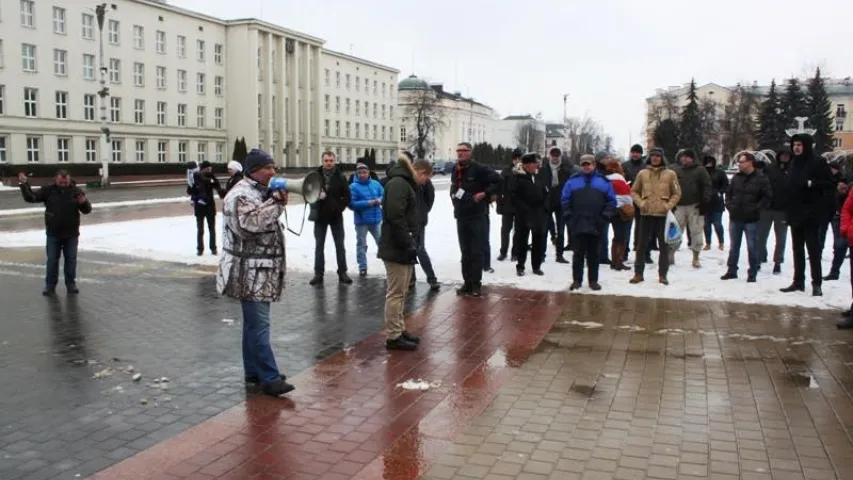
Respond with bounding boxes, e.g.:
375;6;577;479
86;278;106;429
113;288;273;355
217;148;295;398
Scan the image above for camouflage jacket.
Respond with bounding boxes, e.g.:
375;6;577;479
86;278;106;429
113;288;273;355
216;177;287;302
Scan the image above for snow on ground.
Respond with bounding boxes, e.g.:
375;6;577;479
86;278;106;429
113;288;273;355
0;197;189;216
0;184;21;192
0;188;847;311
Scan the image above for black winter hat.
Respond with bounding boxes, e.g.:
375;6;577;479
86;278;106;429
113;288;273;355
521;153;539;165
630;144;644;154
678;149;696;161
245;148;275;173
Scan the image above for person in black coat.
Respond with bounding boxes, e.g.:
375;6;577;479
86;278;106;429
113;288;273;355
720;153;772;282
402;151;439;291
759;148;792;274
497;149;523;262
702;155;729;251
190;161;226;256
537;147;576;263
823;159;850;281
309;151;352;286
18;170;92;295
511;154;549;276
450;142;502;297
780;134;834;296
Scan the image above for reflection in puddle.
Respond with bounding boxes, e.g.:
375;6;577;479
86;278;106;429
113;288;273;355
789;372;820;389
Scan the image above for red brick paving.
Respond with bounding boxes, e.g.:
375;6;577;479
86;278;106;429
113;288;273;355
89;288;569;480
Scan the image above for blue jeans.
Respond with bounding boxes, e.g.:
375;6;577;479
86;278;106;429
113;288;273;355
355;223;381;272
704;211;724;245
46;235;79;288
240;300;281;384
727;221;759;276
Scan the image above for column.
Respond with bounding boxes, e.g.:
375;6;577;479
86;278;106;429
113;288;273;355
312;46;323;164
264;31;274;151
298;41;309;167
275;36;287;166
288;38;300;167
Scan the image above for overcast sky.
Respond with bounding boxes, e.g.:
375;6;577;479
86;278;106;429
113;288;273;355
173;0;852;155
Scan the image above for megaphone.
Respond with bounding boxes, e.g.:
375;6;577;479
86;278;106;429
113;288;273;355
268;171;323;203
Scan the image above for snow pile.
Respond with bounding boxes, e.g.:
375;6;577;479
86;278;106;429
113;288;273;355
0;190;848;310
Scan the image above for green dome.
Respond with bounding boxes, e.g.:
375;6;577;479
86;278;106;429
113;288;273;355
398;74;429;90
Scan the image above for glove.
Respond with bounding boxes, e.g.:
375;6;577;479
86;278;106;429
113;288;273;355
406;245;419;263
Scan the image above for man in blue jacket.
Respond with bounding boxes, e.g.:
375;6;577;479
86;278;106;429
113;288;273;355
349;163;384;277
561;155;617;291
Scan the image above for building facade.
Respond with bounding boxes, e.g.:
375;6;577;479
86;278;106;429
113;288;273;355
397;74;497;162
0;0;399;167
492;115;547;154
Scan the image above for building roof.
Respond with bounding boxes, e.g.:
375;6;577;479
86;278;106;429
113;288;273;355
398;74;430;90
648;79;853;101
323;49;399;73
545;123;565;137
503;115;535;121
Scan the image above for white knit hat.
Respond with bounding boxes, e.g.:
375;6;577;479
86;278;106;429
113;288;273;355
227;160;243;172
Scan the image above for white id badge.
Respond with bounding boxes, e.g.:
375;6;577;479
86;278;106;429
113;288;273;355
455;188;466;199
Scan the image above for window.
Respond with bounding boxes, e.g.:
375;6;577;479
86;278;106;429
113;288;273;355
55;91;67;119
156;31;166;54
346;98;351;115
324;69;330;86
346;121;351;138
355;123;360;139
26;136;40;163
196;106;205;128
833;138;842;149
837;118;845;132
214;108;223;129
57;138;70;162
22;44;37;71
0;136;7;163
335;71;340;88
373;80;377;95
134;99;144;124
177;70;187;92
156;66;166;89
108;20;120;45
390;106;394;120
400;127;407;143
133;25;144;49
324;94;330;112
133;62;144;87
111;139;122;162
177;36;186;57
389;127;394;142
382;83;386;97
178;141;187;163
373;124;377;140
345;74;351;90
214;44;222;64
381;126;386;140
355;76;360;92
53;7;66;34
355;100;360;116
83;54;95;80
382;105;386;119
110;97;121;122
83;94;95;121
81;14;94;39
24;88;37;117
135;140;146;162
156;102;166;125
324;119;330;136
335;120;340;137
53;50;67;76
197;142;207;163
109;58;121;83
0;86;4;115
196;73;205;94
373;104;377;118
215;143;224;163
0;40;4;69
364;123;369;139
365;101;369;117
838;104;847;116
335;96;340;113
214;76;223;96
177;104;186;126
157;141;167;163
21;0;35;28
196;40;205;62
85;138;97;162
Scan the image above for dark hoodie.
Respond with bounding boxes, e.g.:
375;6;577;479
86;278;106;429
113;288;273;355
763;147;792;211
785;134;833;226
704;162;729;213
20;180;93;238
377;156;419;265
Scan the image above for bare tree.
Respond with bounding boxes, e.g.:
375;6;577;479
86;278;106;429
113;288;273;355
721;83;760;156
699;98;722;155
565;116;605;163
514;121;545;153
402;88;446;160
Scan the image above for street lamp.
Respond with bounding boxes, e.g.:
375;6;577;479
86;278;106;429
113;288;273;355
563;93;569;153
95;3;116;187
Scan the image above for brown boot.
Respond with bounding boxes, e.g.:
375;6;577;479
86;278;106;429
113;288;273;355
629;274;644;284
610;243;620;270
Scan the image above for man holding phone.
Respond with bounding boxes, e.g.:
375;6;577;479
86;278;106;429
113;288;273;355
18;170;92;296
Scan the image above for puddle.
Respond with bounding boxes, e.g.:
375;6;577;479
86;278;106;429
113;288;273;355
563;321;604;329
789;373;820;389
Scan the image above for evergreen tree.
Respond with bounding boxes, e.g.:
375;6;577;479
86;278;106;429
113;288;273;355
653;119;680;162
755;79;787;151
369;148;376;164
231;139;241;161
805;68;835;155
780;78;807;132
678;79;704;152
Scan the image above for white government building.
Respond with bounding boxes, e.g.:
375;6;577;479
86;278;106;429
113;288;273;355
0;0;400;167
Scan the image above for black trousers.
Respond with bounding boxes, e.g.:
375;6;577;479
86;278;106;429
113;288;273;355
194;205;216;252
572;233;601;283
499;213;517;257
791;222;822;286
313;217;348;275
514;222;545;271
457;216;486;286
542;209;567;259
634;216;670;278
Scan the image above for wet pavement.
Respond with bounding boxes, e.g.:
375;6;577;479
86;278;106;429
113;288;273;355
0;247;435;480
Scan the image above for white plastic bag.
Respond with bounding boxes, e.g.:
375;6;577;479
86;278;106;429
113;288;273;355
665;210;681;245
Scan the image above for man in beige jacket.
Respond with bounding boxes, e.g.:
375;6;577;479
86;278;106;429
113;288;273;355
629;148;681;285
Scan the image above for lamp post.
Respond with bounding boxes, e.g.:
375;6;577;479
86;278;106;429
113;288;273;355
562;93;569;154
95;3;115;187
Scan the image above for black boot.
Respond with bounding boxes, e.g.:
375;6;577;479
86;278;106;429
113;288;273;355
338;273;353;285
823;271;840;281
779;283;805;293
309;276;323;286
720;271;737;280
772;263;781;275
812;284;823;297
497;253;507;261
456;283;472;296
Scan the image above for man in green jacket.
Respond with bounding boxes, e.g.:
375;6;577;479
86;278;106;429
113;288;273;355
669;149;712;268
378;156;434;351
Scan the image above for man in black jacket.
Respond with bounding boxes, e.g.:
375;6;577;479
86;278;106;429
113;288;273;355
18;171;92;296
622;144;645;262
497;149;523;262
511;153;548;276
309;151;352;286
702;155;729;252
378;157;433;351
780;134;833;296
537;147;576;263
404;151;439;291
720;153;772;282
759;148;791;274
450;142;502;297
189;161;226;255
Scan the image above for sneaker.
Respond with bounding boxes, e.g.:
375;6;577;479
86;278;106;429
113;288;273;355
260;378;296;397
309;276;323;286
359;269;367;277
338;274;353;285
386;336;417;351
401;331;421;344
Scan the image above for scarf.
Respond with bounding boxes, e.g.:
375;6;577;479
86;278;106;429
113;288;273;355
549;161;560;187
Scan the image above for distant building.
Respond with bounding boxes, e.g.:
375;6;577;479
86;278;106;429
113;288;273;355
492;115;547;154
545;123;570;154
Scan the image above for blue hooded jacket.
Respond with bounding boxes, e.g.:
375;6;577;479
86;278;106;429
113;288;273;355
349;176;384;225
561;170;617;236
